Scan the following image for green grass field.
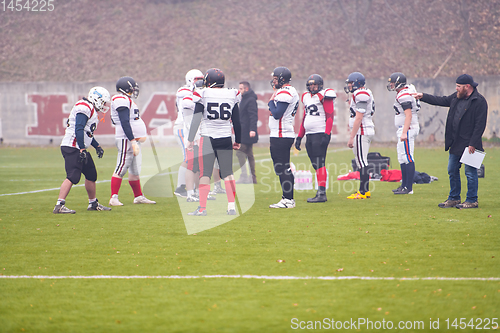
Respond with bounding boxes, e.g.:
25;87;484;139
0;144;499;332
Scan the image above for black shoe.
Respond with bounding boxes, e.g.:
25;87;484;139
307;190;327;203
87;199;112;211
174;185;187;198
392;185;404;193
393;187;413;195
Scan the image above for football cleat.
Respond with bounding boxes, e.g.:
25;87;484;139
212;184;226;194
392;186;404;193
87;199;112;211
53;202;76;214
133;195;156;204
347;191;369;200
174;185;187;198
186;195;199;202
269;197;295;209
393;187;413;195
207;194;216;201
227;209;237;215
307;190;327;203
188;206;207;216
109;194;123;206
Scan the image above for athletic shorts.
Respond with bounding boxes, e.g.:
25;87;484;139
198;136;233;179
61;146;97;184
270;137;294;175
305;133;330;170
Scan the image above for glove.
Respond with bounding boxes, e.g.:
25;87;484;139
131;140;140;156
321;133;331;147
79;150;88;164
294;137;302;151
95;146;104;159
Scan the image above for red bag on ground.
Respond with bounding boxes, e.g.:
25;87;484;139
380;169;402;182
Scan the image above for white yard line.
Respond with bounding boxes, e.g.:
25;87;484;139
0;275;498;281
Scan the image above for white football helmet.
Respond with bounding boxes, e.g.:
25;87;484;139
87;86;111;113
185;69;204;89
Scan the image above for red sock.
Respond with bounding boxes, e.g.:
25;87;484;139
129;179;143;197
111;176;123;196
317;167;327;188
225;179;236;203
199;183;210;211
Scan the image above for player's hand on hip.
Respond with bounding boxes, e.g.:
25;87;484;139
79;149;88;164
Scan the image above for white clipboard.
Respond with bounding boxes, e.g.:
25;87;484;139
460;147;486;169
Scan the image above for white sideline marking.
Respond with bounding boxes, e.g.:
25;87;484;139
0;275;499;281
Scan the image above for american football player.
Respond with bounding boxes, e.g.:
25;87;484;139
345;72;375;199
268;66;299;208
109;76;156;206
53;86;112;214
295;74;336;203
186;68;241;216
387;72;420;195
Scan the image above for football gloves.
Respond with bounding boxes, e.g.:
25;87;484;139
294;137;302;151
79;150;88;164
95;146;104;159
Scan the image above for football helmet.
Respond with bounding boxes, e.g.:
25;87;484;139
116;76;140;99
185;69;204;89
204;68;225;88
387;72;407;91
306;74;323;94
270;66;292;89
344;72;365;93
87;87;111;113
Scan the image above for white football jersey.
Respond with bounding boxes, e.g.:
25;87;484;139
269;85;299;138
192;87;241;139
181;87;201;144
110;93;147;140
394;84;420;129
61;99;99;149
301;88;336;134
175;86;192;127
348;87;375;136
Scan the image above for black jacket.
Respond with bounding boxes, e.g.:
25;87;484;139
421;88;487;155
238;89;259;145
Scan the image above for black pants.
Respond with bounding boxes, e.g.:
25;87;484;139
305;133;329;170
270;137;294;200
236;143;256;181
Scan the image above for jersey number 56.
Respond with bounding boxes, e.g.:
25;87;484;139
207;102;232;120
